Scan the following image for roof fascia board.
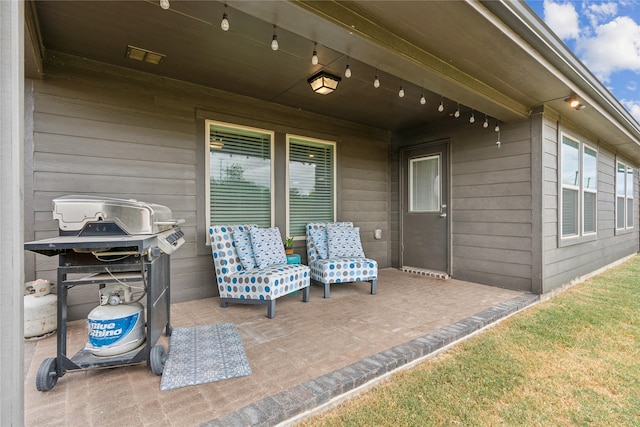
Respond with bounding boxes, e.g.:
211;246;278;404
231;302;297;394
479;0;640;146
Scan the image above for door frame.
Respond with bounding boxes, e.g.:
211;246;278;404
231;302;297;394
399;139;452;275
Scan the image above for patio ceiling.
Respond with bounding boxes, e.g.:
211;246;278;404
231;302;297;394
25;0;640;161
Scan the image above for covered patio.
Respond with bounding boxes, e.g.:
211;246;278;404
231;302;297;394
24;269;537;426
4;0;640;425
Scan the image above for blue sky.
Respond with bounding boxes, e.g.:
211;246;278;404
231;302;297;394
525;0;640;122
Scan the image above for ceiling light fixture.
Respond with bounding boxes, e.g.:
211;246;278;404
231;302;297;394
496;131;501;148
438;98;445;112
271;25;279;51
494;121;500;132
220;5;229;31
420;93;426;105
311;43;319;65
398;85;405;98
483;115;489;128
125;45;166;65
345;62;352;78
469;110;475;124
565;96;586;110
565;96;579;108
160;0;170;10
307;71;341;95
454;103;460;118
373;73;380;88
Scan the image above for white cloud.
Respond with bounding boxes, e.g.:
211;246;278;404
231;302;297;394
575;16;640;82
584;2;618;28
621;99;640;123
627;80;638;91
543;0;580;39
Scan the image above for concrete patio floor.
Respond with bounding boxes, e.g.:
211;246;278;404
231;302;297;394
24;268;538;426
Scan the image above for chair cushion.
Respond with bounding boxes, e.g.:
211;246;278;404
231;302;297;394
309;257;377;285
250;227;287;268
327;225;365;258
218;263;310;300
309;226;329;259
232;225;257;270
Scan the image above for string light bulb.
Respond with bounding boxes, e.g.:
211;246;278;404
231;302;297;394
345;63;352;78
420;94;426;105
373;74;380;88
271;25;279;51
398;86;405;98
469;111;475;124
311;43;318;65
454;103;460;118
483;115;489;128
160;0;170;10
494;122;500;132
438;99;444;112
220;5;229;31
221;13;229;31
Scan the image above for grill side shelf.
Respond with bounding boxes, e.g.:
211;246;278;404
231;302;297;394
24;235;157;256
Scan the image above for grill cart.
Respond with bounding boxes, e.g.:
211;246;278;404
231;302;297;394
24;195;185;391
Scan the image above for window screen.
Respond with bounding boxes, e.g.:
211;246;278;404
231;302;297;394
288;137;335;237
207;121;273;227
616;161;634;230
561;135;598;238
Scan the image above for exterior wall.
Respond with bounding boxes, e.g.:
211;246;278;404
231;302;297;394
24;53;390;320
393;110;640;295
392;118;535;292
541;112;640;292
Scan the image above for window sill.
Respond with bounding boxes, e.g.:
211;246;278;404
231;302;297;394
558;232;597;248
614;227;634;236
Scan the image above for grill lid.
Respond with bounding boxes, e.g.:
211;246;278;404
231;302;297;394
53;195;180;235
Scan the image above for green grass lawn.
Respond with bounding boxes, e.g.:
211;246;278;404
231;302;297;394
300;256;640;426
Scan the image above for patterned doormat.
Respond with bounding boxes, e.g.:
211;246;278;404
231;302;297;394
160;323;251;391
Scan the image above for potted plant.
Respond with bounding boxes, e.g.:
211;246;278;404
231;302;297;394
284;236;294;255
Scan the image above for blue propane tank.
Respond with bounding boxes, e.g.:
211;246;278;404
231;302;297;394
86;302;145;357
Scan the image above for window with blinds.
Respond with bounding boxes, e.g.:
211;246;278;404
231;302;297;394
561;136;580;237
207;121;273;228
583;145;597;234
560;134;598;238
616;160;634;230
287;136;335;237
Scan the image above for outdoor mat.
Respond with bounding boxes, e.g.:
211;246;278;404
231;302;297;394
160;322;251;391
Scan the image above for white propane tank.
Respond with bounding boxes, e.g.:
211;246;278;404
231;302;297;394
24;279;57;339
86;302;145;357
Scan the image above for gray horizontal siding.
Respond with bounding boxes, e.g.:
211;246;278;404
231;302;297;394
541;115;639;292
392;119;535;291
450;122;534;291
25;53;390;320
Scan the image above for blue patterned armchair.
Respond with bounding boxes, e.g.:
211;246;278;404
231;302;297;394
305;222;378;298
209;225;310;318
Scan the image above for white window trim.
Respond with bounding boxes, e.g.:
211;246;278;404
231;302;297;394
285;134;336;239
204;119;275;237
581;142;598;236
615;159;634;232
558;132;598;246
408;154;441;213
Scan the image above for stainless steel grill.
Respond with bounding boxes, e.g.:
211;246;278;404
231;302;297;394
52;195;185;254
24;195;185;391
